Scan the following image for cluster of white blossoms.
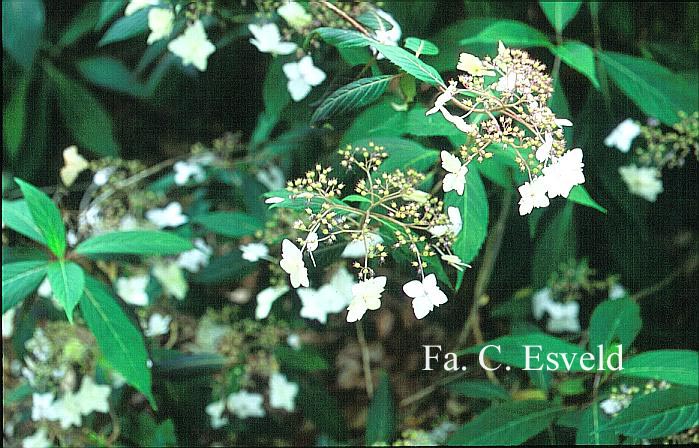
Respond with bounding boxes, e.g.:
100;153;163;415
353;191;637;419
429;43;585;216
30;376;111;430
205;373;299;428
124;0;215;71
531;288;581;333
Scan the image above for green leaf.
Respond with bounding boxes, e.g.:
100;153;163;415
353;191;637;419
550;41;600;89
357;10;393;31
447;168;488;265
3;72;31;156
352;137;439;174
447;400;563;445
598;50;698;125
57;2;99;47
620;350;698;387
588;297;641;353
98;7;148;46
599;388;699;439
192;212;264;238
43;63;120;156
459;332;587;371
342;194;372;204
275;346;329;372
77;57;146;96
299;382;345;438
366;371;396;445
460;20;551;48
2;260;47;313
192;249;253;284
447;379;510;401
15;178;67;258
576;404;618;445
74;231;193;256
1;200;46;244
47;261;85;322
374;44;444;86
81;276;156;408
567;185;607;213
314;27;375;48
404;37;439;55
539;1;582;33
2;0;45;69
531;202;575;288
95;0;126;30
311;75;394;123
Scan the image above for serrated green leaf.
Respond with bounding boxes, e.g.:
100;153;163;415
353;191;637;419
588;297;641;353
539;1;582;33
2;260;47;314
404;37;439;56
460;20;551;48
3;72;31;156
568;185;607;213
74;231;193;256
447;400;563;445
47;261;85;322
77;57;147;96
314;27;375;48
599;50;698;125
275;346;329;372
98;7;148;46
81;275;156;408
551;40;600;88
620;350;698;387
576;404;618;445
446;168;488;265
532;202;575;288
447;379;510;401
366;371;396;445
374;44;444;86
1;200;46;245
15;178;67;257
357;10;393;31
2;0;45;69
192;212;264;238
312;75;394;123
43;63;120;156
599;388;698;439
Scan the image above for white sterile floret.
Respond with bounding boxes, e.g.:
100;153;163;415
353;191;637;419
403;274;448;319
555;118;573;128
518;176;550;216
93;167;115;186
269;373;299;412
440;151;468;195
145;201;188;228
441;254;470;272
116;275;150;306
298;266;355;323
152;262;188;300
22;428;52;448
618;164;663;202
599;398;624;416
256;165;285;190
495;71;517;93
277;1;313;30
173;160;205;185
535;133;554;163
2;308;16;338
60;146;89;187
346;276;386;322
283;56;326;101
370;9;401;60
279;239;310;288
178;238;212;272
205;400;229;429
531;288;554;320
168;20;215;71
604;118;641;153
248;23;297;55
255;285;289;319
125;0;159;16
240;242;270;262
51;390;83;429
457;53;495;77
147;7;174;44
542;148;585;198
75;376;111;415
341;233;383;258
426;84;456;115
545;301;580;333
429;206;462;237
144;313;172;337
32;393;56;421
226;390;265;419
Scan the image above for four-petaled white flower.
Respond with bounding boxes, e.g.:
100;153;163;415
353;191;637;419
226;390;265;419
51;390;83;429
145;313;172;337
168;20;216;71
22;428;52;448
174;160;205;185
125;0;158;16
147;7;174;44
441;151;468;195
545;301;580;333
495;71;517;92
346;276;386;322
60;146;89;187
32;393;56;421
277;1;313;30
457;53;495;76
403;274;448;319
116;275;150;306
248;23;297;55
255;285;289;319
283;56;326;101
240;242;270;262
542;148;585;198
599;398;625;416
429;206;462;237
341;233;383;258
76;376;111;415
535;132;554;163
517;176;550;216
205;400;229;428
152;261;188;300
604;118;641;153
280;239;310;288
145;201;188;228
2;308;16;338
305;231;319;251
298;266;355;323
426;83;456;115
618;164;663;202
178;238;212;272
269;373;299;412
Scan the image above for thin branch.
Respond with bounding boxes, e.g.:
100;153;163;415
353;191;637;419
318;1;371;36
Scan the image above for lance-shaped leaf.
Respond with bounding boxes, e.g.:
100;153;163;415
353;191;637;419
446;167;489;265
74;231;193;256
366;371;396;445
460;20;551;48
2;200;46;244
47;261;85;322
404;37;439;56
2;260;47;313
98;7;148;46
374;44;444;86
619;350;698;387
192;212;264;238
539;1;582;33
550;41;600;89
314;27;376;48
15;178;67;257
588;297;641;353
311;75;394;123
